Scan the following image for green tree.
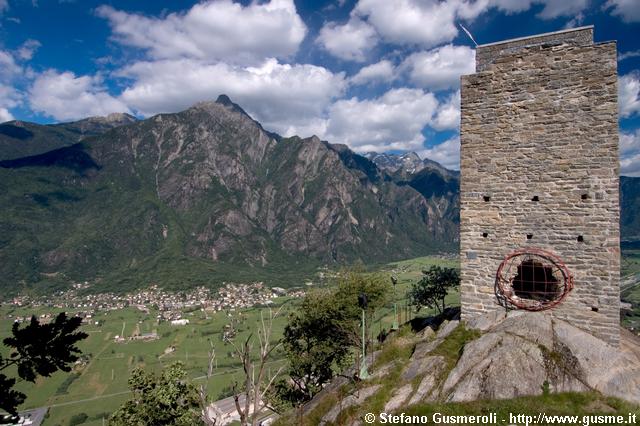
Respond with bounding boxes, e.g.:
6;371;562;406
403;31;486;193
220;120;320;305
409;265;460;314
109;362;199;426
273;271;390;408
0;313;87;420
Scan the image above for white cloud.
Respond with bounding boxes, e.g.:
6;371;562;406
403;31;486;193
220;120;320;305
0;50;23;119
0;50;21;79
29;70;130;121
620;129;640;176
325;88;438;152
605;0;640;23
349;0;591;50
0;83;20;109
402;45;475;91
488;0;589;18
350;59;395;85
16;39;41;60
432;90;460;131
317;17;378;62
0;108;13;123
354;0;461;48
563;12;584;29
0;0;8;14
117;58;346;136
96;0;307;65
619;73;640;119
534;0;589;19
418;136;460;170
619;50;640;61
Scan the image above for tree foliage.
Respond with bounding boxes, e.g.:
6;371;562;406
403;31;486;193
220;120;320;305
109;362;200;426
409;265;460;314
273;270;390;407
0;312;87;419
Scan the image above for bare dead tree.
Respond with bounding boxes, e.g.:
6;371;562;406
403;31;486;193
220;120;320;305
226;306;286;426
199;340;223;426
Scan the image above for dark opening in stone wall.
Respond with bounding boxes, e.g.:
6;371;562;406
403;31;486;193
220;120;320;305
511;259;561;302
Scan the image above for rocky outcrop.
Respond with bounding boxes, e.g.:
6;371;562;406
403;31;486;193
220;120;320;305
297;309;640;426
414;311;640;404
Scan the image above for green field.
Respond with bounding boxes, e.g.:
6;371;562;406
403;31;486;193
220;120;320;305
0;255;456;426
0;303;293;426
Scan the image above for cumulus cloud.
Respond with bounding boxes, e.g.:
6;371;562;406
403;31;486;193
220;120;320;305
0;50;23;119
29;70;130;121
533;0;589;19
325;88;438;152
348;0;589;50
16;39;41;60
0;108;13;122
117;58;346;136
605;0;640;23
402;45;475;91
354;0;461;48
0;50;21;79
419;136;460;170
620;129;640;176
96;0;307;65
619;73;640;119
432;90;460;131
317;17;378;62
350;59;395;85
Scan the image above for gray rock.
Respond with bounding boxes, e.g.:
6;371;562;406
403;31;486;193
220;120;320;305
384;384;413;412
419;326;436;341
440;314;639;403
466;309;508;332
320;385;382;425
553;320;640;402
437;320;459;339
493;311;554;348
408;356;448;405
369;361;397;380
402;355;446;382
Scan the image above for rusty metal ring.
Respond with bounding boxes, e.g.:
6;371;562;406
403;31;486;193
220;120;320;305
495;248;573;311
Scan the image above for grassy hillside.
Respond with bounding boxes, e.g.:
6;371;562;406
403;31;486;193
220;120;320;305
0;255;449;425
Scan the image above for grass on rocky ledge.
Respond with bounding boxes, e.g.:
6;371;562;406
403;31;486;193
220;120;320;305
276;319;640;426
403;391;639;421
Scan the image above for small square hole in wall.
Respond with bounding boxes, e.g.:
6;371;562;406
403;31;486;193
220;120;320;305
577;235;584;242
531;195;539;202
591;306;599;312
581;193;589;200
526;234;533;240
483;195;491;202
482;232;488;238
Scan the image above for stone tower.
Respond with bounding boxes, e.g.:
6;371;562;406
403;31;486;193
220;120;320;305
460;26;620;346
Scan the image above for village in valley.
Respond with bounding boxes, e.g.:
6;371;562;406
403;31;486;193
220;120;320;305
4;282;307;331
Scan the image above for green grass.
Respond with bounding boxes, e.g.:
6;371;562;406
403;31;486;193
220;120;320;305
429;324;480;372
0;302;295;426
403;392;639;421
0;254;459;425
622;249;640;278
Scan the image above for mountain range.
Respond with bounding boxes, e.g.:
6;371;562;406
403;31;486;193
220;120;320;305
1;96;638;295
0;96;459;295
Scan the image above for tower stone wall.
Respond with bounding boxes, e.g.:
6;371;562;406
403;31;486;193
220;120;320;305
459;26;620;345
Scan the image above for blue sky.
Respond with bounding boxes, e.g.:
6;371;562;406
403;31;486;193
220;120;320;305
0;0;639;174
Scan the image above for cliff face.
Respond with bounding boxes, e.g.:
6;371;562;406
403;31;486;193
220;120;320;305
0;96;458;293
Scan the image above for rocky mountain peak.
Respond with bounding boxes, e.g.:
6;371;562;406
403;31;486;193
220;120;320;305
214;94;252;117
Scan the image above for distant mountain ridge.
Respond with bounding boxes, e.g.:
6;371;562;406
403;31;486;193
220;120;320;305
0;113;137;161
1;98;638;296
0;96;458;295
